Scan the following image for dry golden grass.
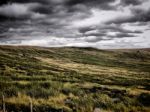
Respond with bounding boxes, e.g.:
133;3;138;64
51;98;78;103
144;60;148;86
36;57;135;76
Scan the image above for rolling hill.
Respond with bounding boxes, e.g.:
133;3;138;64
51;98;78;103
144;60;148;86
0;45;150;112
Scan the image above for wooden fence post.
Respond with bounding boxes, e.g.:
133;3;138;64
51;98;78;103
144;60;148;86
29;98;33;112
2;95;6;112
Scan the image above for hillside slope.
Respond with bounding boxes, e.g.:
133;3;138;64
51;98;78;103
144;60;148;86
0;46;150;112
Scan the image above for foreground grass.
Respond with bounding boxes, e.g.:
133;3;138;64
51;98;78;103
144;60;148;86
0;46;150;112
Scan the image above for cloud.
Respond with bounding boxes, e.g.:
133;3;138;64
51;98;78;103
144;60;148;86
65;0;116;10
0;3;31;19
79;27;95;33
79;24;143;36
0;0;149;48
30;4;53;14
108;32;136;38
83;36;104;43
121;0;143;6
0;3;46;20
0;0;52;5
106;7;150;24
84;32;106;37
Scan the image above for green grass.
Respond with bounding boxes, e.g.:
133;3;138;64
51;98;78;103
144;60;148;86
0;46;150;112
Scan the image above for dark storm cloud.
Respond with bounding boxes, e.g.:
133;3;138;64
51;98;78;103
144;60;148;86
30;5;53;14
0;0;149;48
0;0;91;23
101;25;143;34
77;23;143;43
1;0;116;18
65;0;144;7
0;0;146;22
106;8;150;24
0;0;52;5
117;33;136;37
65;0;116;10
0;0;144;6
66;0;115;6
121;0;143;6
109;33;136;38
79;24;143;35
84;33;106;37
83;32;136;43
0;3;47;20
82;32;136;43
79;27;95;33
0;0;147;20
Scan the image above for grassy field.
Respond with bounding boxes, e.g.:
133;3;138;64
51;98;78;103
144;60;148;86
0;45;150;112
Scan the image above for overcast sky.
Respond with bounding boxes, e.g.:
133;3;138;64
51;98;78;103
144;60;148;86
0;0;150;49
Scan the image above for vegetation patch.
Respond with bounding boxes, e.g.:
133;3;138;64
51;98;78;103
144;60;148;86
0;46;150;112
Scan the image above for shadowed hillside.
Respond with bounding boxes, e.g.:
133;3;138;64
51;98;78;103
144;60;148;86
0;46;150;112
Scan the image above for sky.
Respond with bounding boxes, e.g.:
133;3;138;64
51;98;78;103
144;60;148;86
0;0;150;49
